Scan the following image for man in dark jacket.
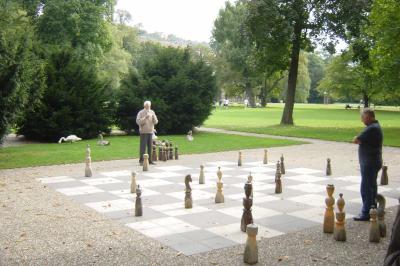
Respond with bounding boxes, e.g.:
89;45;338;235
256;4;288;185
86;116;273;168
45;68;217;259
352;108;383;221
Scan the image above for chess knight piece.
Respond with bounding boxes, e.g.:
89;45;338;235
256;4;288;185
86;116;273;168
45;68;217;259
174;147;179;160
376;194;387;237
275;161;282;194
184;175;193;209
199;165;205;184
334;193;346;241
280;154;285;174
323;184;335;233
241;182;254;232
369;206;380;242
263;149;268;165
143;154;149;171
135;185;143;217
326;158;332;176
152;145;157;162
244;224;258;265
380;165;388;185
130;172;137;193
215;167;224;203
85;144;93;177
238;151;242;166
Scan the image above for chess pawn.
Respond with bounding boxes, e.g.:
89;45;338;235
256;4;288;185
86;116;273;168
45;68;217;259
326;158;332;176
215;167;224;203
130;172;137;193
244;224;258;265
334;193;346;241
263;149;268;165
143;154;149;171
85;144;93;177
376;194;386;237
247;173;253;198
238;151;242;166
241;182;254;232
135;185;143;217
184;175;193;209
280;154;285;175
369;206;380;242
174;147;179;160
323;184;335;233
199;165;205;184
380;165;388;185
275;161;282;194
152;145;157;162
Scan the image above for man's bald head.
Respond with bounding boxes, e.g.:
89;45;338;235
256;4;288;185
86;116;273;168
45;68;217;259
361;108;376;125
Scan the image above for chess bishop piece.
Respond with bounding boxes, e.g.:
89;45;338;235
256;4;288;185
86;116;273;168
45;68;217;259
184;175;193;209
199;165;205;184
243;224;258;265
376;194;386;237
275;161;282;194
369;206;380;242
130;172;137;193
143;154;149;171
263;149;268;165
241;182;254;232
85;144;93;177
215;167;224;203
380;165;388;185
238;151;242;166
174;147;179;160
334;193;346;241
135;185;143;217
169;141;174;160
152;145;157;162
323;184;335;233
326;158;332;176
280;154;285;174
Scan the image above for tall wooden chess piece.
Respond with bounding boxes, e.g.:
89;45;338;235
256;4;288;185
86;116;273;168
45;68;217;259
326;158;332;176
199;165;205;184
334;193;346;241
152;145;157;162
275;161;282;194
244;224;258;265
135;185;143;217
238;151;242;166
130;172;137;193
280;154;285;174
263;149;268;165
143;154;149;171
247;173;253;198
215;167;224;203
369;206;380;242
162;147;167;162
323;184;335;233
184;175;193;209
169;141;174;160
241;182;254;232
376;194;387;237
158;146;163;161
85;144;93;177
174;147;179;160
380;165;388;185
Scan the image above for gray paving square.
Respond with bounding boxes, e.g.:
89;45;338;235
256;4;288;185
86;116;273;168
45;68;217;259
70;192;120;204
268;217;320;233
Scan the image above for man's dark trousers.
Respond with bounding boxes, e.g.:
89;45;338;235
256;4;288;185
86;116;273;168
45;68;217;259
360;162;381;217
139;133;152;163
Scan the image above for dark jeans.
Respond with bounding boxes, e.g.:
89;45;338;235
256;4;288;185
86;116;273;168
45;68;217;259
360;163;382;217
139;133;152;163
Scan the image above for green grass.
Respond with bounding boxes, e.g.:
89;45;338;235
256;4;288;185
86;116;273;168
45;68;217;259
0;132;303;169
204;104;400;147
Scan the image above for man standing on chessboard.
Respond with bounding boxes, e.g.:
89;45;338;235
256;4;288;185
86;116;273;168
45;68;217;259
136;100;158;166
352;108;383;221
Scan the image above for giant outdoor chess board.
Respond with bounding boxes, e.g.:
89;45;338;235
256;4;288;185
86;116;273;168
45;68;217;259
37;160;400;255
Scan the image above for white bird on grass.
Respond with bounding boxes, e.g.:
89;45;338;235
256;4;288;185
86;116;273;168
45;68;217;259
58;135;82;143
97;134;110;146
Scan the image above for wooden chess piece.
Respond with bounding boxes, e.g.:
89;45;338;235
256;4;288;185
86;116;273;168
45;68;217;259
380;165;388;185
323;184;335;233
164;143;169;161
326;158;332;176
247;173;253;198
143;154;149;171
369;206;380;242
241;182;254;232
184;175;193;209
85;144;93;177
244;224;258;265
199;165;205;184
376;194;387;237
158;146;163;161
174;147;179;160
135;185;143;217
238;151;242;166
334;193;346;241
152;145;157;162
263;149;268;165
275;161;282;194
162;147;167;162
169;141;174;160
280;154;285;174
130;172;137;193
215;167;224;203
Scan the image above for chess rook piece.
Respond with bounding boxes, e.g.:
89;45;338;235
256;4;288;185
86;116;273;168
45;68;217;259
369;206;380;242
238;151;242;166
247;173;253;198
169;141;174;160
135;185;143;217
152;145;157;162
323;184;335;233
380;165;388;185
275;161;282;194
215;167;224;203
263;149;268;165
199;165;205;184
326;158;332;176
334;193;346;241
241;182;254;232
376;194;387;237
130;172;137;193
174;147;179;160
184;175;193;209
85;144;93;177
143;154;149;171
244;224;258;265
280;154;285;175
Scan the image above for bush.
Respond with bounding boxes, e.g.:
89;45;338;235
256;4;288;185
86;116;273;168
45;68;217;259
116;45;217;135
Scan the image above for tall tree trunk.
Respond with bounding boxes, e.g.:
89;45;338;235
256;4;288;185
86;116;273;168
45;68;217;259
363;92;369;108
280;22;302;125
244;71;255;107
260;76;267;107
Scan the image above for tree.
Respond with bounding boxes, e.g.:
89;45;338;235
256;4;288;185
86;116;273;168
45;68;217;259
307;53;326;103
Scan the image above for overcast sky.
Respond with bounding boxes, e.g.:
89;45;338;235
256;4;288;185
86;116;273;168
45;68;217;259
115;0;232;43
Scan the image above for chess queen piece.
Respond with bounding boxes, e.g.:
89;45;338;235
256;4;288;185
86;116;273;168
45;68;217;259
174;147;179;160
130;172;137;193
215;167;224;203
244;224;258;265
135;185;143;217
376;194;387;237
334;193;346;241
241;182;254;232
199;165;205;184
369;206;380;242
143;154;149;171
184;175;193;209
169;141;174;160
263;149;268;165
380;165;388;185
247;173;253;198
238;151;242;166
323;184;335;233
152;145;157;162
280;154;285;175
326;158;332;176
275;161;282;194
85;144;93;177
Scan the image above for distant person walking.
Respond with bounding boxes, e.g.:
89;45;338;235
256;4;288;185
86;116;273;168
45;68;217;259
244;99;249;108
352;108;383;221
136;101;158;166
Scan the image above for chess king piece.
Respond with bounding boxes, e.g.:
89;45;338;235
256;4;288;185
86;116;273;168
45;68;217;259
380;165;388;185
169;141;174;160
199;165;205;184
241;182;254;232
238;151;243;166
135;185;143;217
263;149;268;165
130;172;137;193
280;154;286;174
244;224;258;265
152;145;157;162
184;175;193;209
275;161;282;194
323;184;335;233
334;193;346;241
85;144;93;177
247;173;253;198
174;147;179;160
376;194;387;237
369;206;380;242
326;158;332;176
215;167;224;203
143;154;149;171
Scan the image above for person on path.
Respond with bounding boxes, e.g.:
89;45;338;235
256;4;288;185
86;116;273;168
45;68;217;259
136;101;158;166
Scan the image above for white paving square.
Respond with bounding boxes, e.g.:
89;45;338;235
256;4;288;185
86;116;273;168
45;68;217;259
218;205;281;219
137;179;174;188
286;175;329;183
287;194;326;207
286;168;323;175
287;183;327;193
206;161;238;166
109;188;160;198
232;182;275;192
57;186;103;196
288;207;325;224
155;165;192;171
85;199;132;213
244;161;275;167
202;166;234;173
37;176;75;184
227;191;267;201
335;176;361;183
100;170;131;178
142;171;181;179
167;190;214;200
163;206;211;217
236;173;275;181
81;177;122;186
242;166;275;174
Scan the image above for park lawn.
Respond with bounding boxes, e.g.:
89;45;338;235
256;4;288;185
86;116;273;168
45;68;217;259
0;132;303;170
204;104;400;147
